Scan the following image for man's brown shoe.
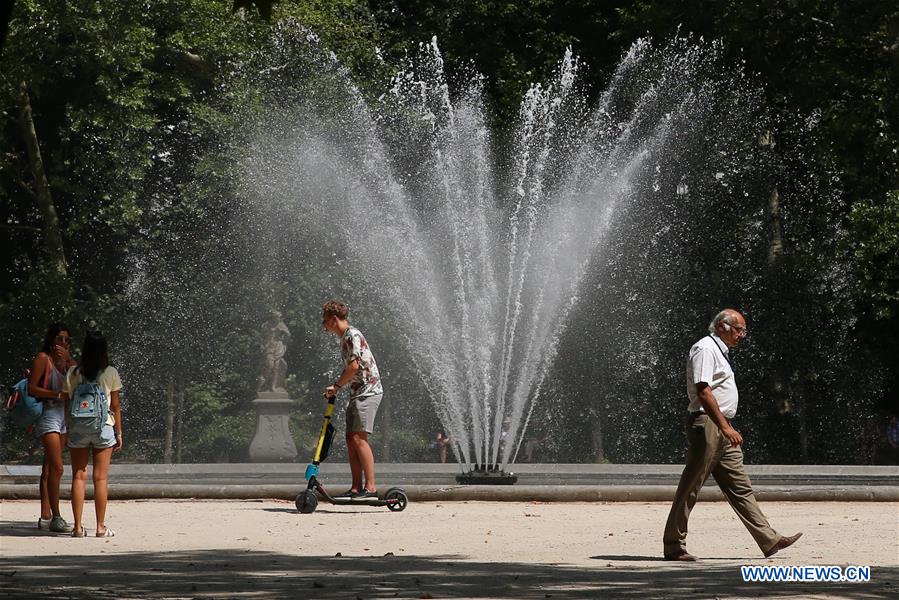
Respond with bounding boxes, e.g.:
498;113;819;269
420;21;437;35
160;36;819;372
664;550;698;561
764;532;803;558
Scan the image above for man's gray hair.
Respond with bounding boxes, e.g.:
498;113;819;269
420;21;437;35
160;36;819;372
708;310;734;334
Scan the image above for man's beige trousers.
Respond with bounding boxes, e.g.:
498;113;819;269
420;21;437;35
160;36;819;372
663;414;781;555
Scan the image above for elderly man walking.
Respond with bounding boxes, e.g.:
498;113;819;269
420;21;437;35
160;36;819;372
663;309;802;561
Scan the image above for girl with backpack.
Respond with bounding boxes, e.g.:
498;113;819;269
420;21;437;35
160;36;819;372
29;323;77;533
63;331;123;537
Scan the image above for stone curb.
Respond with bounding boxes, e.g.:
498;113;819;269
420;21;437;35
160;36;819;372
2;484;897;502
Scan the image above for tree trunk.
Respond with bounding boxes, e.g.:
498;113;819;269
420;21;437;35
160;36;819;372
768;188;792;413
794;398;810;463
767;187;784;265
175;380;185;464
799;410;809;462
380;394;391;461
762;131;791;419
760;130;784;266
795;381;810;463
19;82;67;277
164;378;175;463
591;418;605;462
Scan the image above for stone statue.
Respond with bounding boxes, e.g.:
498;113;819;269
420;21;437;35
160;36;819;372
249;310;298;461
258;310;290;394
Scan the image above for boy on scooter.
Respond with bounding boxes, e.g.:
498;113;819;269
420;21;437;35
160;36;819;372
321;300;383;499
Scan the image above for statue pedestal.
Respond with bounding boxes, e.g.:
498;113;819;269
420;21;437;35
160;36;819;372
248;392;297;462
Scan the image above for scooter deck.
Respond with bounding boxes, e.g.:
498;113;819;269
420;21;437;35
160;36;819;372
318;486;389;506
297;476;408;513
323;496;391;507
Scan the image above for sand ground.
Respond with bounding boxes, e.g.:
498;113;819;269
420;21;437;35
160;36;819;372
1;499;897;599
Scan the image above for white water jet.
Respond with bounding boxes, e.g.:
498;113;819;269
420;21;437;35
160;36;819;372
243;29;763;470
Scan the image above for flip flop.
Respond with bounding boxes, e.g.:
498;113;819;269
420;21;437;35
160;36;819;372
96;528;115;538
72;527;85;538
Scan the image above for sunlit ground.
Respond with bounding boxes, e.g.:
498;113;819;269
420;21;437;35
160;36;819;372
2;500;896;598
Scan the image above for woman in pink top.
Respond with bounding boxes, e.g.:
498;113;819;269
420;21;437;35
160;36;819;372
29;322;77;533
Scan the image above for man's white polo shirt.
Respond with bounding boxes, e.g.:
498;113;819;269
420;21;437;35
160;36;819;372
686;333;738;418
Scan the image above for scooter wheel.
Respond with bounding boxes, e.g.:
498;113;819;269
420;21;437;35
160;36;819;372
296;490;318;514
384;488;408;512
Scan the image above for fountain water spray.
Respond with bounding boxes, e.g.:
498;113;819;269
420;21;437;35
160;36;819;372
242;27;770;477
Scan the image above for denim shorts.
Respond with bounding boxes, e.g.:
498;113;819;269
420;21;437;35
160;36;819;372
68;424;116;449
34;401;67;437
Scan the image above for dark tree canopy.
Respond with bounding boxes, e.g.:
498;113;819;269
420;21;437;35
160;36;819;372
1;0;896;465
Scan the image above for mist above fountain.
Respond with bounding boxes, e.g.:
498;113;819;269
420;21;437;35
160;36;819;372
243;28;769;472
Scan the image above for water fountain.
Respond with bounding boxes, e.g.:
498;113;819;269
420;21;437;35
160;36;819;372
240;27;780;476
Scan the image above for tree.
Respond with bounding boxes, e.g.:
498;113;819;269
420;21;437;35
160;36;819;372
1;0;389;461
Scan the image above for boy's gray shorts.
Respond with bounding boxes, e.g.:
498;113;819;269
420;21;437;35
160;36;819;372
346;394;382;434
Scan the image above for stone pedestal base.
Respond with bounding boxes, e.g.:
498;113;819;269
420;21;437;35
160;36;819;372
248;393;297;462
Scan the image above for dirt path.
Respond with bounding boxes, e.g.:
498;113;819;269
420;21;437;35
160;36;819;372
2;499;896;598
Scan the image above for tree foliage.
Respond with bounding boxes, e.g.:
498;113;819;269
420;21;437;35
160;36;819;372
1;1;896;464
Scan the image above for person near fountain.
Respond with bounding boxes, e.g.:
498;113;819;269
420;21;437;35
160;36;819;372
524;434;544;463
434;432;451;463
63;331;123;537
29;322;77;533
321;300;383;499
663;309;802;561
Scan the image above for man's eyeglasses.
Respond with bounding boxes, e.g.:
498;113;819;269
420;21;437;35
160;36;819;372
729;324;747;334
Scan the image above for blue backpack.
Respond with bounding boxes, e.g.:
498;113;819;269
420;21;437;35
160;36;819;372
5;375;44;429
69;374;108;436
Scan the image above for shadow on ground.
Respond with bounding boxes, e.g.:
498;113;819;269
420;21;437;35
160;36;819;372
1;547;895;599
3;514;897;599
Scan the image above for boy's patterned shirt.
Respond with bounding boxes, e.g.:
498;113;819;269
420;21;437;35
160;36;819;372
341;327;383;397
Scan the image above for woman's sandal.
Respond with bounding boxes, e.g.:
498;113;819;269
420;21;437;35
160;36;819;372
72;527;85;538
96;527;115;538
